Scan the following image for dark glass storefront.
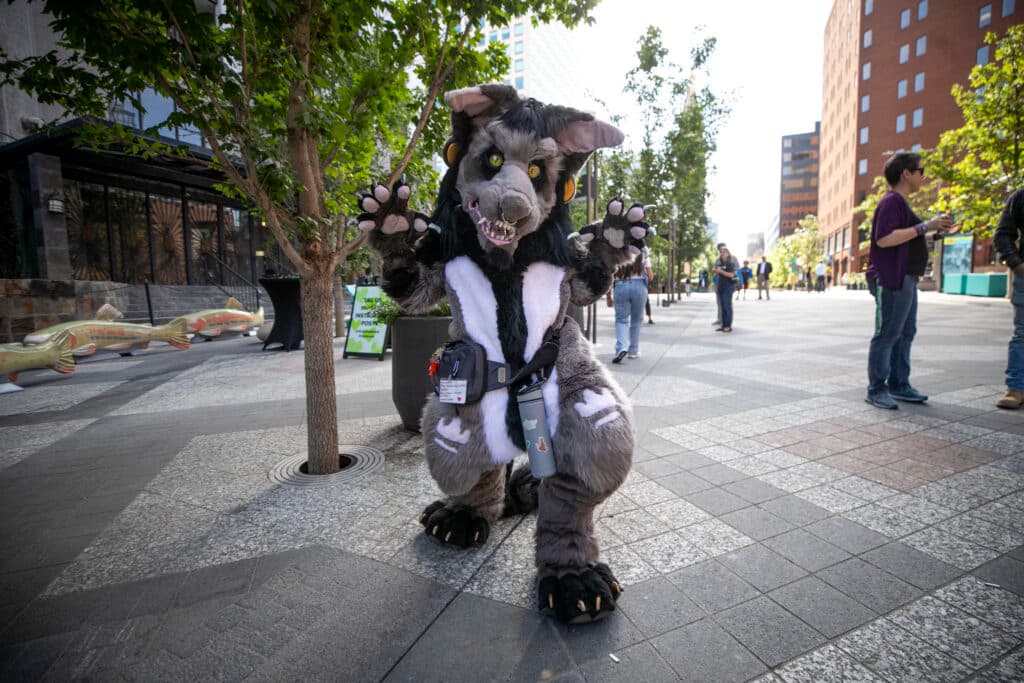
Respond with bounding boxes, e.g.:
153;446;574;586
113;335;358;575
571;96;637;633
61;174;279;286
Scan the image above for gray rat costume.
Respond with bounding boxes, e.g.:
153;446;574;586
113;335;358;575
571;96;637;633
357;84;651;623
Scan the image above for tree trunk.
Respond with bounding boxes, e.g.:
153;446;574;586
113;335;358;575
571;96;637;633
301;261;339;474
333;274;347;338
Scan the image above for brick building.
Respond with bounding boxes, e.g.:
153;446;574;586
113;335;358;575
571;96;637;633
779;122;820;239
819;0;1022;281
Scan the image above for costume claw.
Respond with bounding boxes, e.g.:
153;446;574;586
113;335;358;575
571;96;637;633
432;525;439;535
548;594;555;609
444;531;452;542
473;531;480;542
612;581;622;594
595;596;601;611
418;512;427;523
577;600;586;612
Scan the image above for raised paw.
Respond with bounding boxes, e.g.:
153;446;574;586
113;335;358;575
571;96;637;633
356;181;431;238
577;199;655;255
538;562;622;624
418;500;490;548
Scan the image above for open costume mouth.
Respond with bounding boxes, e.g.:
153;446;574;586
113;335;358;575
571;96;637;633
467;200;516;246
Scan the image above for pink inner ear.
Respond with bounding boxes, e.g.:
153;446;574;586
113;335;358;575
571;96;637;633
555;120;625;154
444;87;496;117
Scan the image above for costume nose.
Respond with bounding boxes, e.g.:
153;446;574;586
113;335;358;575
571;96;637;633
500;192;530;224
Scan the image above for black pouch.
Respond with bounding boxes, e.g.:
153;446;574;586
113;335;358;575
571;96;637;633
430;340;490;404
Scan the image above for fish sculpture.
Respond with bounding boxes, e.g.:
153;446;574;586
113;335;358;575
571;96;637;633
24;318;190;356
0;330;76;382
182;297;265;338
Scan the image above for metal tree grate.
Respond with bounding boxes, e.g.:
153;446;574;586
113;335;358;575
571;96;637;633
268;444;384;487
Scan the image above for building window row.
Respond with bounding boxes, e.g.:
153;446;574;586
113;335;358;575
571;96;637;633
978;45;990;65
863;29;872;48
980;4;992;27
862;62;871;80
859;126;869;144
865;0;873;15
919;0;928;20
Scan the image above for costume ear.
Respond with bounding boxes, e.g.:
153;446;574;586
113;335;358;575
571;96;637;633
554;119;625;154
444;84;519;117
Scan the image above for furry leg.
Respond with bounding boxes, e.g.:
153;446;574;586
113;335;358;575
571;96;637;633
419;465;506;548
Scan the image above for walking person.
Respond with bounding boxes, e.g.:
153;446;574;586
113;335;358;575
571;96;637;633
607;249;653;363
737;260;753;300
713;247;738;332
865;152;952;410
994;187;1024;409
756;256;772;300
815;260;827;292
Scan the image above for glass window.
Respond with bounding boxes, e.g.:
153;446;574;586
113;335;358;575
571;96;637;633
862;62;871;80
858;159;868;175
900;8;911;27
489;31;497;42
863;29;872;48
861;94;870;112
977;45;990;65
911;143;923;151
514;59;524;72
912;107;923;127
783;152;792;161
501;26;510;39
914;72;925;91
108;188;151;283
784;138;793;148
896;114;907;133
150;194;186;285
916;35;926;56
515;41;523;54
865;0;874;14
1004;0;1015;16
898;79;908;98
64;181;113;281
899;44;910;63
188;201;219;285
979;4;992;26
514;76;524;89
782;165;793;176
139;88;175;139
859;126;869;144
918;0;928;19
514;22;524;36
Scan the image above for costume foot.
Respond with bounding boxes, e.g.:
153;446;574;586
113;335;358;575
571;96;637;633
538;563;622;624
418;500;489;548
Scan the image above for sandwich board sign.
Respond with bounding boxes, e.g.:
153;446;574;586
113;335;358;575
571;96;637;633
344;285;389;360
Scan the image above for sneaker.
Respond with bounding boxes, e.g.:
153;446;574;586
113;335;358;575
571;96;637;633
996;388;1024;409
721;326;732;333
612;350;627;364
890;386;928;403
714;327;724;332
711;320;721;326
627;353;640;359
647;319;655;324
865;393;899;410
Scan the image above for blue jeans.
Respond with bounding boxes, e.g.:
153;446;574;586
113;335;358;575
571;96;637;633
868;274;918;396
716;282;735;328
614;279;647;354
1007;273;1024;390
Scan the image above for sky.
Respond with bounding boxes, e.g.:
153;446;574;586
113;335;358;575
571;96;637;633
571;0;834;251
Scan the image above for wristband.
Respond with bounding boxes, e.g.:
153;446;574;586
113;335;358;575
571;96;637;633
914;223;926;237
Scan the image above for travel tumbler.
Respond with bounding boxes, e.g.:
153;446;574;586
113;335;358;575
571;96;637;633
516;381;557;478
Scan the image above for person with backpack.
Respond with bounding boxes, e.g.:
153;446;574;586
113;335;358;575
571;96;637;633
607;248;654;362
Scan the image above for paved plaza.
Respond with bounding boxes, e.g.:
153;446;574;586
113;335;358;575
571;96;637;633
0;286;1022;681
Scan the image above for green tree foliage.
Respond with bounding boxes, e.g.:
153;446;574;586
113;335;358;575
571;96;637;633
0;0;597;473
767;214;821;287
927;25;1024;236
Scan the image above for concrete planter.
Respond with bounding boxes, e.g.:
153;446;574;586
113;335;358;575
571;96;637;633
390;315;452;431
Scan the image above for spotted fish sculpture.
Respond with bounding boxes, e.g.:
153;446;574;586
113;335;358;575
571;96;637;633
0;330;76;382
24;318;190;356
182;297;265;339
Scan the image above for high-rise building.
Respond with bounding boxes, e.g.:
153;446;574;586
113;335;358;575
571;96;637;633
819;0;1022;281
478;18;586;108
779;122;820;238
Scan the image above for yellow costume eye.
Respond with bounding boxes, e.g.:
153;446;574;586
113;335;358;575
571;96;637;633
527;163;541;179
487;152;504;169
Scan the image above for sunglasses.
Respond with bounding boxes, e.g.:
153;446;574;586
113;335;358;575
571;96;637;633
910;167;926;176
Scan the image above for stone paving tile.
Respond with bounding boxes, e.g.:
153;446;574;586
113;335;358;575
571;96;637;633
717;544;807;593
840;503;928;539
976;649;1024;683
664;560;760;614
599;508;671;543
873;493;958;525
901;527;1002;571
615;576;704;638
804;517;889;554
762;529;851;573
719;507;795;541
619;480;677;507
817;558;921;614
577;641;678;683
858;466;928;492
600;545;658;587
628;532;708;574
676;519;754;557
973;555;1024;597
758;470;818;494
885;595;1021;669
650;618;766;683
860;542;961;591
835;619;972;682
932;576;1024;639
936;512;1024;553
657;472;714;497
768;577;875;638
716;596;825;667
644;498;710;530
774;644;884;682
794;485;865;514
683;488;750;516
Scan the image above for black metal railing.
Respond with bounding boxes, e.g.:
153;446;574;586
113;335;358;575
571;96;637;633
201;253;262;313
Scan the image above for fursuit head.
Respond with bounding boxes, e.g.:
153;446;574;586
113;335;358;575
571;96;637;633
358;84;653;623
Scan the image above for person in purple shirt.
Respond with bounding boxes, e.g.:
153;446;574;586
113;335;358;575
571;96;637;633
993;187;1024;409
865;152;952;410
